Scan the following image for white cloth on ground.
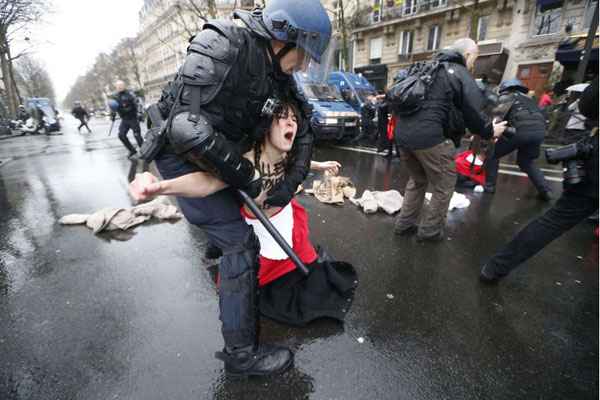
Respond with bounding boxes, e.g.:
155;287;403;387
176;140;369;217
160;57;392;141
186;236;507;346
59;197;182;234
349;190;404;214
425;192;471;210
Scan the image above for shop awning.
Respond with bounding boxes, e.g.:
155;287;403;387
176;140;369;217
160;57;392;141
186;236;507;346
473;49;509;85
354;64;388;91
537;0;563;12
555;34;599;65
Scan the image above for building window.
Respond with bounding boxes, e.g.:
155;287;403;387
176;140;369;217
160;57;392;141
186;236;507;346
370;37;383;63
427;25;441;50
403;0;417;16
533;4;562;36
477;15;490;42
398;30;414;55
430;0;448;8
372;0;384;23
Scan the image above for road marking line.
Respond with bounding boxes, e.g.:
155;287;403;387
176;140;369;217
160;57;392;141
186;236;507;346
330;145;564;182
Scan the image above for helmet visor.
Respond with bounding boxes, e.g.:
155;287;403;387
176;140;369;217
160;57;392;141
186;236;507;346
292;32;336;84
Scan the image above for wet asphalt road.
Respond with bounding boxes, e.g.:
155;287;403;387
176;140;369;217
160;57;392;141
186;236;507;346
0;116;598;400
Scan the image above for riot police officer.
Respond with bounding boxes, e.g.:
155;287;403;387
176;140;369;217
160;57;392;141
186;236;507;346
150;0;332;377
484;79;552;201
110;81;143;158
71;101;92;133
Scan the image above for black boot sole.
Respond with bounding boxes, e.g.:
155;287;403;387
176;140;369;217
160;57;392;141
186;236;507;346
224;356;294;378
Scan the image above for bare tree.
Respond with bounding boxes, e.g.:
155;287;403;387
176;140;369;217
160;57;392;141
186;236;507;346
0;0;50;116
14;54;56;103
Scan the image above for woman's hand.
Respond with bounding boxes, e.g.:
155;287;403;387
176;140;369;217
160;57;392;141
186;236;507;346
311;161;341;175
492;118;508;139
129;172;163;203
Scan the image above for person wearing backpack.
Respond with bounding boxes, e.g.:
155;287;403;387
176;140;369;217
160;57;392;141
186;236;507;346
390;38;507;242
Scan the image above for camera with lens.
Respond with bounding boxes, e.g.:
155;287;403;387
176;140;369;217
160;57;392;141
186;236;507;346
545;138;595;185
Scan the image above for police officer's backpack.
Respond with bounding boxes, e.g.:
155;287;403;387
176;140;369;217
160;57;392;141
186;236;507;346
387;61;443;116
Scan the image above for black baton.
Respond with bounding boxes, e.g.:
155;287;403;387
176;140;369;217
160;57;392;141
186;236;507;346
237;189;309;276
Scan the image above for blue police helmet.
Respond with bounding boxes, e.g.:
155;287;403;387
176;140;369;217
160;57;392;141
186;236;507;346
498;79;529;94
107;99;119;112
262;0;332;63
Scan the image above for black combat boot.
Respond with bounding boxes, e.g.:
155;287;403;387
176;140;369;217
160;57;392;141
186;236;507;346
215;344;293;377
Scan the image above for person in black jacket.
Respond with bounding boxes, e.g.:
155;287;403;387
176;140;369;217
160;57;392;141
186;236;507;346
148;0;332;377
480;76;599;283
71;101;92;133
110;81;143;158
484;79;552;200
393;38;507;241
17;105;30;123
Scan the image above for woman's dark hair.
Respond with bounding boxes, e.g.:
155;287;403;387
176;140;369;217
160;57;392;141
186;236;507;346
271;100;300;124
254;99;301;174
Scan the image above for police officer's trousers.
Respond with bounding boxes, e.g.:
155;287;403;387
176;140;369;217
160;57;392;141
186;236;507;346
156;150;259;350
486;136;549;194
485;189;597;277
118;118;143;154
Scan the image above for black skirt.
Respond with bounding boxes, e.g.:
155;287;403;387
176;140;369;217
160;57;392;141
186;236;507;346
259;257;358;327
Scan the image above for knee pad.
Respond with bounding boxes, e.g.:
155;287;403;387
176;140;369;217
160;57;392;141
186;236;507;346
218;229;261;348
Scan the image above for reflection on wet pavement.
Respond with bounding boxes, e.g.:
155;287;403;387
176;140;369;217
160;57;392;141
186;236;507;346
0;117;597;399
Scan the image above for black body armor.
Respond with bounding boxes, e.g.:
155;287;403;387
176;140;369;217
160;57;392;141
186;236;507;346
155;17;314;205
497;92;546;135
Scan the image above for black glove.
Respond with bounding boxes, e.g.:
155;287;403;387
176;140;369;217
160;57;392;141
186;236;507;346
243;170;263;200
264;179;295;208
110;113;116;122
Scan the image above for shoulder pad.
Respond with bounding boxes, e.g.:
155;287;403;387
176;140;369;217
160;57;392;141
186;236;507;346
498;93;516;104
181;25;239;105
202;19;245;49
187;26;238;63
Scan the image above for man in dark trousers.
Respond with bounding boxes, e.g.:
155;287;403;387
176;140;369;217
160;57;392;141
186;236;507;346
484;79;552;200
71;101;92;133
110;80;143;158
480;76;599;283
392;38;507;241
149;0;332;377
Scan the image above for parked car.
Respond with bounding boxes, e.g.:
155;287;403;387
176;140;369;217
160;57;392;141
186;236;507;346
25;97;61;133
294;72;360;142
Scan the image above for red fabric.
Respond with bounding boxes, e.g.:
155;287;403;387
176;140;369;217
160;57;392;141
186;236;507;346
241;199;318;287
455;150;486;185
387;115;396;141
538;93;553;108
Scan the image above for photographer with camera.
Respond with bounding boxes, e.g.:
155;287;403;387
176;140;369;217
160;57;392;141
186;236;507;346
484;79;552;201
480;76;598;283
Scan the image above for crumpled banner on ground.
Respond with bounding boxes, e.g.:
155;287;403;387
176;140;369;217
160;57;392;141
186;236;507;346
304;174;357;205
59;197;182;234
304;174;471;214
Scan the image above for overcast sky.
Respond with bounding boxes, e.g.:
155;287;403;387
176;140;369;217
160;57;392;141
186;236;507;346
14;0;144;102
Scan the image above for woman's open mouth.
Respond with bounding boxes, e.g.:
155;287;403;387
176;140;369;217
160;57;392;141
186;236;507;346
284;131;295;141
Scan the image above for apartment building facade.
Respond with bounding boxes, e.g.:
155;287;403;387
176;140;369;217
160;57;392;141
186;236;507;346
350;0;598;94
136;0;255;103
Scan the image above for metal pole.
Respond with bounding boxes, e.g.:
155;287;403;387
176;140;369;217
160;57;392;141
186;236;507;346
575;6;599;83
237;189;310;276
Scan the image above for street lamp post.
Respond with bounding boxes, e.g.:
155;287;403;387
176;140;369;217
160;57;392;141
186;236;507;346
574;5;599;83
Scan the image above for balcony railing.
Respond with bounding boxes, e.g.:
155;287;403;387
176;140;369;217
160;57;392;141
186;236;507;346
357;0;450;27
